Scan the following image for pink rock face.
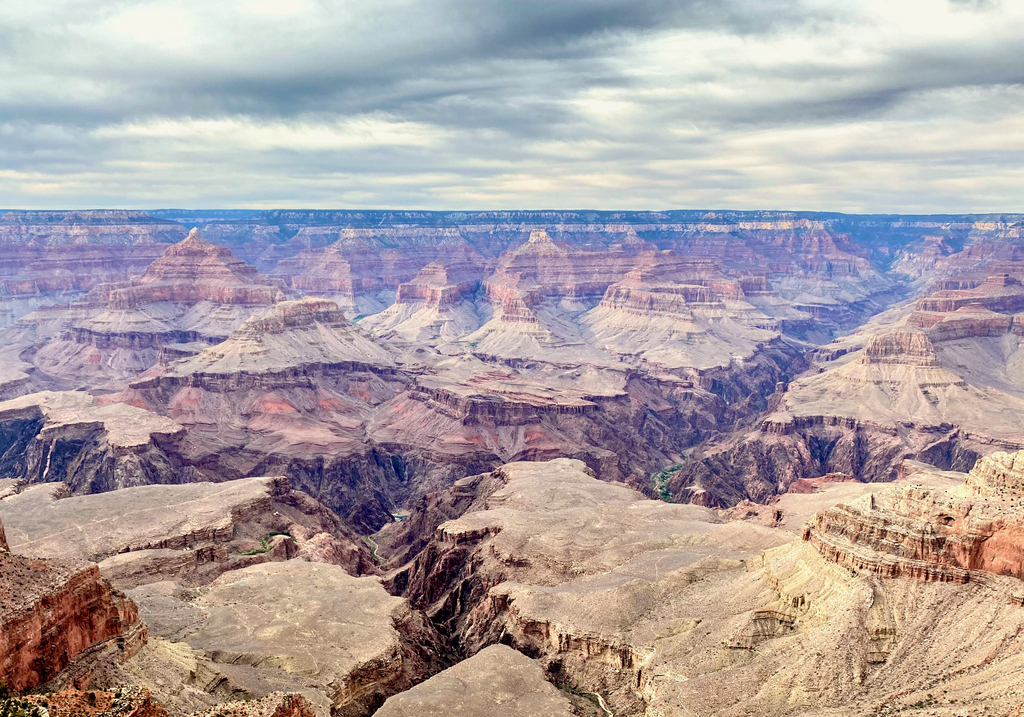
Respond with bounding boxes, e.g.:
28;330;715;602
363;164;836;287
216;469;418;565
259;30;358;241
803;451;1024;583
0;245;169;297
0;552;145;692
107;229;283;308
394;261;481;307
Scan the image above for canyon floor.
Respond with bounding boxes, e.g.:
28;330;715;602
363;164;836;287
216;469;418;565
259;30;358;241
4;209;1024;715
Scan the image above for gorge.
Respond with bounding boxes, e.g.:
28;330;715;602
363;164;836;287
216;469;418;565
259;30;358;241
4;208;1024;716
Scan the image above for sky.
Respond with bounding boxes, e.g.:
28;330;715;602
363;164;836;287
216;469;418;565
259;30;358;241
0;0;1023;212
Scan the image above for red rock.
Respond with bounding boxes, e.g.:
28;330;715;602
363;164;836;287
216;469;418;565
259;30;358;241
803;451;1024;583
0;552;145;692
107;229;283;309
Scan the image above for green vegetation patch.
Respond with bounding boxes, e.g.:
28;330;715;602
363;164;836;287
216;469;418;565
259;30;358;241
236;532;294;556
651;463;684;502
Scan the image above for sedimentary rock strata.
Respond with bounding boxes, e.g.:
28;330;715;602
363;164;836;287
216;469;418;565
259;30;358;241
372;644;580;717
29;229;285;385
0;551;145;692
0;391;185;495
0;475;372;587
670;266;1024;505
804;451;1024;583
380;458;789;714
378;457;1024;716
181;561;442;716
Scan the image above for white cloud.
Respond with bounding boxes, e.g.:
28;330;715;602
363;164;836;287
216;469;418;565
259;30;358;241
0;0;1023;210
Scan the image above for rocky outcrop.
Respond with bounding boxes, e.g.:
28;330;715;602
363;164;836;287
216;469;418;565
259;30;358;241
183;561;444;717
803;451;1024;583
190;693;316;717
12;686;169;717
0;391;186;496
0;475;374;588
372;644;579;717
7;686;318;717
145;298;397;389
860;330;939;366
0;552;145;692
380;459;787;715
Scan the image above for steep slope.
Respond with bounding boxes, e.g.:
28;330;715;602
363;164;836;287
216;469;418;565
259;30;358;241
669;271;1024;506
380;456;1024;717
0;549;146;693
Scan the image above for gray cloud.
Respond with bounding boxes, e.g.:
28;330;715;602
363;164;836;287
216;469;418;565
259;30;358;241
0;0;1023;211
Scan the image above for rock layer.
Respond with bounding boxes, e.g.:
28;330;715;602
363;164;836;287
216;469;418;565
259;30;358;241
804;452;1024;583
0;552;145;692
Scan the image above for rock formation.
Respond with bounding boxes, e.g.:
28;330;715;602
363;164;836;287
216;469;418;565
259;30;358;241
28;229;284;385
0;551;145;692
804;451;1024;583
372;644;581;717
0;475;374;587
374;456;1024;716
668;267;1024;506
5;687;318;717
0;391;185;496
379;458;789;715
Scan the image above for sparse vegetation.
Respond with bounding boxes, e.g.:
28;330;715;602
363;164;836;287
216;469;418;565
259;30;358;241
652;463;683;502
236;532;294;556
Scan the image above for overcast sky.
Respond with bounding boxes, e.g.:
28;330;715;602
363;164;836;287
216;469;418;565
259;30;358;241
0;0;1022;212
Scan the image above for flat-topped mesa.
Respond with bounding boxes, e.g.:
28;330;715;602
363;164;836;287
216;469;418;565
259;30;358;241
394;261;480;307
235;297;347;335
596;255;743;317
915;273;1024;315
803;452;1024;584
859;330;939;366
0;474;374;589
106;229;283;309
0;391;186;495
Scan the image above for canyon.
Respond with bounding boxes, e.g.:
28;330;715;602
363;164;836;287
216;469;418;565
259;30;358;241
3;208;1024;715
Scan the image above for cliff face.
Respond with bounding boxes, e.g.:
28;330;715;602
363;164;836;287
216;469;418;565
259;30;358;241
803;451;1024;583
27;230;287;385
0;391;186;496
0;552;145;692
376;456;1024;716
0;211;185;246
107;229;283;309
671;264;1024;506
0;475;374;588
379;459;790;715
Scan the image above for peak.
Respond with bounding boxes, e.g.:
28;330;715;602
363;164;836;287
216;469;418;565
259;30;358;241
514;229;567;256
170;227;220;253
181;227;206;245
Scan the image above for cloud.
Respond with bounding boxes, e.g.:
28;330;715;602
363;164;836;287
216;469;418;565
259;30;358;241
0;0;1023;211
